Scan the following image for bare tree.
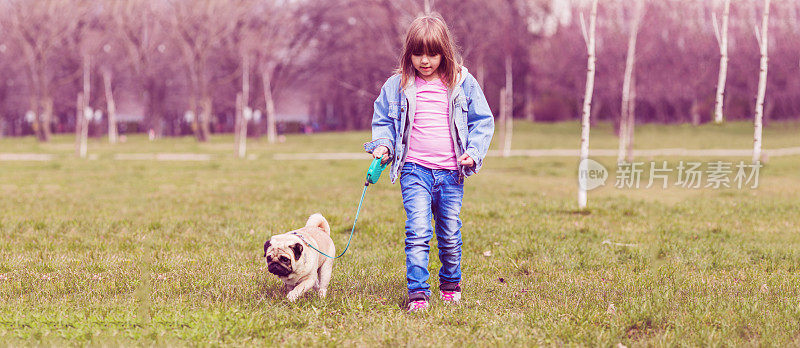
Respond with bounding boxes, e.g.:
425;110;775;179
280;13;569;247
753;0;771;163
253;0;328;142
110;0;169;138
712;0;731;124
5;0;87;141
578;0;598;210
169;0;240;142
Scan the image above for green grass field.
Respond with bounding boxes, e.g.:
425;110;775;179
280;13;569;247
1;121;799;346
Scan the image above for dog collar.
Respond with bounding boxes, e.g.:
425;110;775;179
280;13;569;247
289;231;310;245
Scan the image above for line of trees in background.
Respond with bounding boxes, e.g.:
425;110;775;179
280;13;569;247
0;0;797;142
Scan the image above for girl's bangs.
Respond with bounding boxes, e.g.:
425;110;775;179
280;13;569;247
408;34;444;56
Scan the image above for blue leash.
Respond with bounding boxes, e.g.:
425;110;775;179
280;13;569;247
300;158;388;259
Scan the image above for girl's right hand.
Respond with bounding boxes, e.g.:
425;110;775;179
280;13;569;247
372;146;390;164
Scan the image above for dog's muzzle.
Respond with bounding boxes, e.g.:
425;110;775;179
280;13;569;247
267;262;292;277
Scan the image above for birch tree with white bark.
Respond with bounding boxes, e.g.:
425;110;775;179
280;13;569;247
578;0;599;210
752;0;770;163
618;0;645;164
712;0;731;124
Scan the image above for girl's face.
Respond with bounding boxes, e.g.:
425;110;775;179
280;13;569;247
411;53;441;81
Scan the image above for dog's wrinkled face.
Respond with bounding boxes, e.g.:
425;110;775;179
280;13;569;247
263;238;304;277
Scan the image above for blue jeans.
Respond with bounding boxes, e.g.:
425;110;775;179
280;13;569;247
400;162;464;298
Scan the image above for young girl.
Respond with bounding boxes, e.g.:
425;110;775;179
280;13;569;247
363;13;494;312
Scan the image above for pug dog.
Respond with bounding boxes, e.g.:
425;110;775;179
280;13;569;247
263;213;335;301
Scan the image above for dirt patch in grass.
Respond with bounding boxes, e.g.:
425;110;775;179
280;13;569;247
625;319;663;341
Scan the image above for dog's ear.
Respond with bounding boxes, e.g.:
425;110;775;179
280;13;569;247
263;240;271;257
291;243;303;260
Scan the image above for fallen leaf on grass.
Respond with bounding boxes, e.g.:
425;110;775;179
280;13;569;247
606;303;617;315
601;240;638;247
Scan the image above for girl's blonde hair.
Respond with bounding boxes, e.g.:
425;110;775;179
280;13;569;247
396;12;463;90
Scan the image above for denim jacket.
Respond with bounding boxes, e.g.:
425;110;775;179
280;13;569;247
363;66;495;184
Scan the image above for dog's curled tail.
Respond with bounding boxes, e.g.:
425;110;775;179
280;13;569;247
305;213;330;234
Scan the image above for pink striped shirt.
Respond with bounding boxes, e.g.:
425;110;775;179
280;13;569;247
405;76;457;170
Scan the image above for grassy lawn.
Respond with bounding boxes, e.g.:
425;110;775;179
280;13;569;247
1;121;799;346
3;120;799;156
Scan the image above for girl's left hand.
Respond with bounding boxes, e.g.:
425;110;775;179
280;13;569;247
457;153;474;167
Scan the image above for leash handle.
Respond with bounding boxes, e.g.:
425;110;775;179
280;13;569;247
365;157;388;185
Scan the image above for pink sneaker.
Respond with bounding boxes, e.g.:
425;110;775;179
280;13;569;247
407;292;429;312
407;299;429;312
440;281;461;303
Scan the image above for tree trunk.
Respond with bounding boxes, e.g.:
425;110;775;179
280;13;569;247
34;60;52;142
190;60;210;142
476;59;486;90
236;55;250;158
83;55;91;108
713;0;731;124
103;69;118;144
189;94;200;140
75;93;84;157
39;96;53;142
81;105;89;158
618;0;643;164
262;69;277;144
502;54;513;157
30;97;42;140
578;0;598;210
198;95;212;142
753;0;770;163
691;99;701;126
524;73;535;122
235;92;244;158
80;54;90;156
625;80;636;163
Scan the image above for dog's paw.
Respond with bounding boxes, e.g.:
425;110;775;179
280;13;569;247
317;288;327;298
286;291;301;302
